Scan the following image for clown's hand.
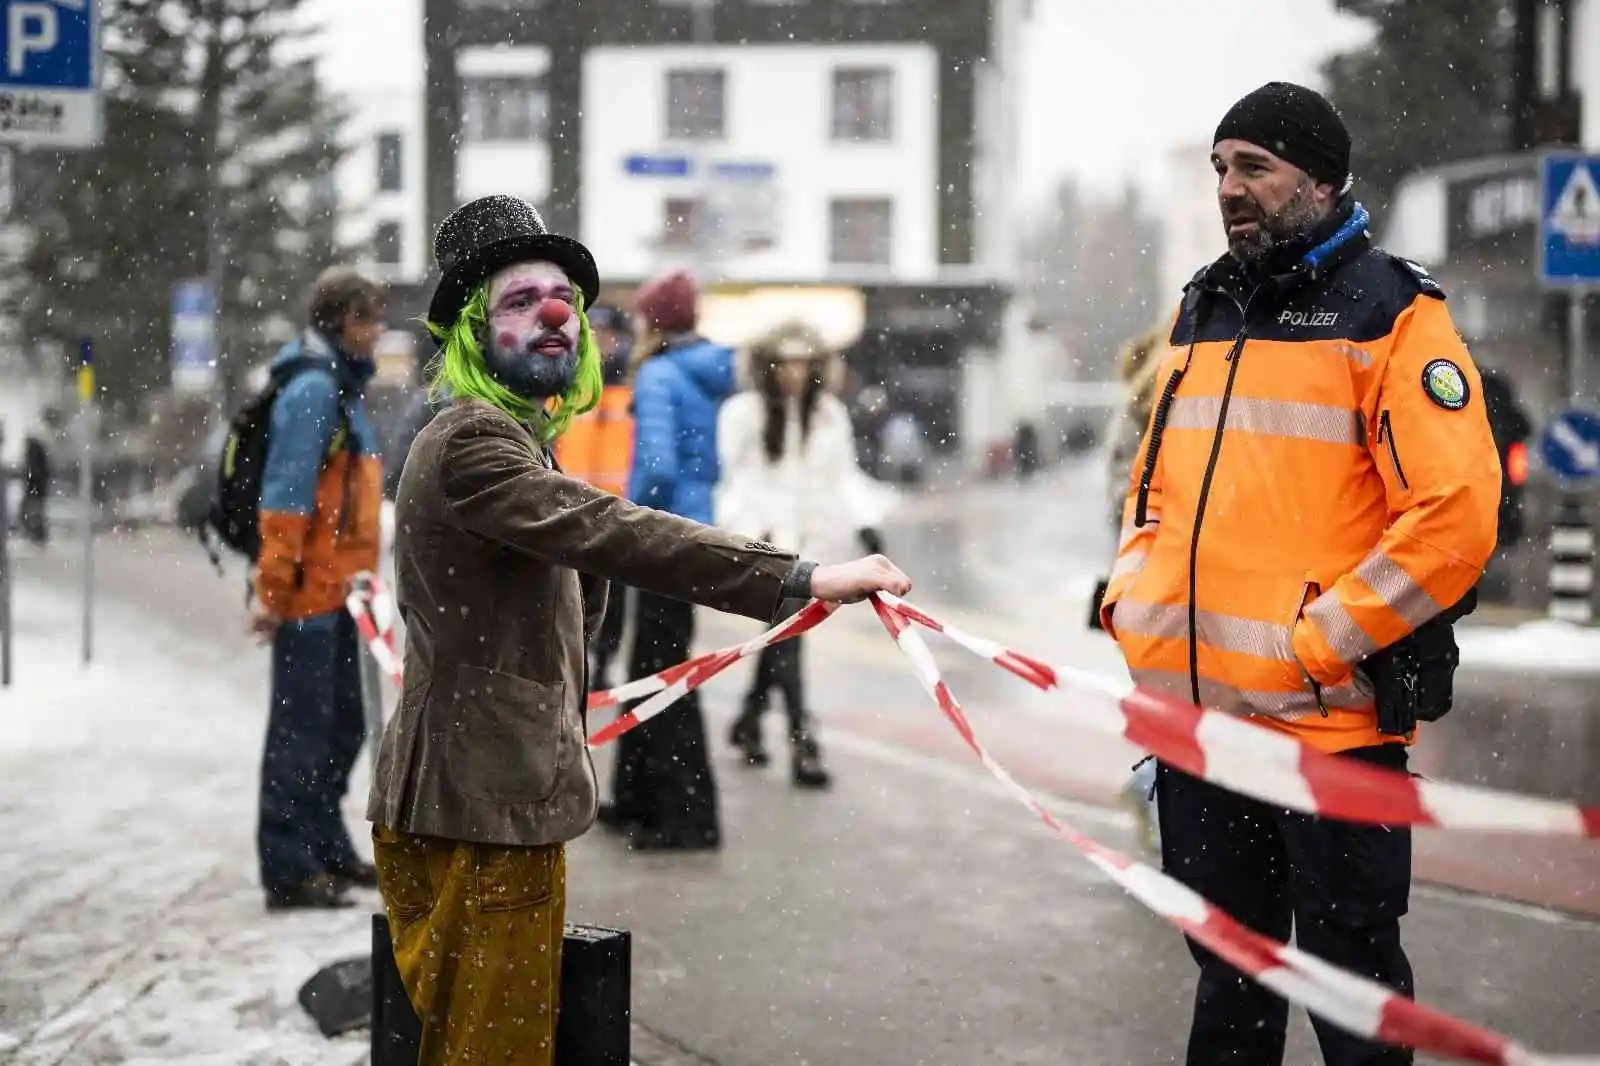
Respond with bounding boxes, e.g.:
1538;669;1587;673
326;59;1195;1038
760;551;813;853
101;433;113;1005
810;555;912;605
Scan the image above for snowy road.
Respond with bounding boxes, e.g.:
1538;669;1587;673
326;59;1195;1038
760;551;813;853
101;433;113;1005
4;467;1600;1064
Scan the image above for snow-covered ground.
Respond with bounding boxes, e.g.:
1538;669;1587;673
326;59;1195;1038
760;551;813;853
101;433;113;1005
1456;617;1600;674
0;577;374;1065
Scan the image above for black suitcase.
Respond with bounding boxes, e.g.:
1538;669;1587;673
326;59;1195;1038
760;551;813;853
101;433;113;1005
370;913;631;1066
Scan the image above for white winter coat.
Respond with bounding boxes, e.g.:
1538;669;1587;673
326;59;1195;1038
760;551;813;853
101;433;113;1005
715;390;897;562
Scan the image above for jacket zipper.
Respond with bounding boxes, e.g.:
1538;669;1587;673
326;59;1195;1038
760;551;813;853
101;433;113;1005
1186;290;1252;707
1375;410;1409;491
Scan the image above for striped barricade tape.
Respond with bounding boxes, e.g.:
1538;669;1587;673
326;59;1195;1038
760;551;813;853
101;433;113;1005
867;594;1598;1066
346;572;403;689
585;600;838;747
876;593;1600;839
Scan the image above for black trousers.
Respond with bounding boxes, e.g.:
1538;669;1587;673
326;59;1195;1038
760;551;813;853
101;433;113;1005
608;591;720;848
740;635;808;737
1156;744;1414;1066
259;611;365;896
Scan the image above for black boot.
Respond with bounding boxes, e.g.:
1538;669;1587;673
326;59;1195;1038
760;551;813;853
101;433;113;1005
728;705;769;767
791;730;831;790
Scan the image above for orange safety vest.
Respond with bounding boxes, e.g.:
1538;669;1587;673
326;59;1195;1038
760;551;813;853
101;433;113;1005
1100;238;1499;754
555;384;634;496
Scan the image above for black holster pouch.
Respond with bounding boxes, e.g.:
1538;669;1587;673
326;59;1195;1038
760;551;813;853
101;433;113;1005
1366;586;1478;736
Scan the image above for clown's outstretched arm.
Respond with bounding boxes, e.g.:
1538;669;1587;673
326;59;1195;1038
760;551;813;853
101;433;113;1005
440;410;909;618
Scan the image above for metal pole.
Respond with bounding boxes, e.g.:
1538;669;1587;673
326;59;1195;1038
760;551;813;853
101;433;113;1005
1551;288;1594;624
0;422;11;688
78;339;95;666
1569;286;1587;404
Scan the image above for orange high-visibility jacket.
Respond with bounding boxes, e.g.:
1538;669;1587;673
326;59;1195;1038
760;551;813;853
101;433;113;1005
1100;219;1500;754
554;384;634;496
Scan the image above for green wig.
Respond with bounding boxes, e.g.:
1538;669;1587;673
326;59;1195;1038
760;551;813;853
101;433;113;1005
425;285;604;442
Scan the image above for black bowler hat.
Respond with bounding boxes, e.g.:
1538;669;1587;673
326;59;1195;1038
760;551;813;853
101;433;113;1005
427;195;601;329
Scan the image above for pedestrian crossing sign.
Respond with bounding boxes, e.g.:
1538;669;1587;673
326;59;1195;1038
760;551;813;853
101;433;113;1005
1539;153;1600;286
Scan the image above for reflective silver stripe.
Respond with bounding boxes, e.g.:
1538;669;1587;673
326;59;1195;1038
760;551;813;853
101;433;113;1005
1195;609;1290;661
1111;599;1293;662
1130;668;1373;722
1112;599;1188;641
1303;593;1380;667
1354;551;1441;629
1167;396;1363;447
1332;342;1373;369
1110;550;1147;582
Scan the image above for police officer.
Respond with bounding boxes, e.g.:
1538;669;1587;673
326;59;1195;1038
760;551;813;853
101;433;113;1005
1099;83;1500;1066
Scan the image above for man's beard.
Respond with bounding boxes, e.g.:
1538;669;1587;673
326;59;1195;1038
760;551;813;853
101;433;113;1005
1224;179;1324;265
484;340;579;400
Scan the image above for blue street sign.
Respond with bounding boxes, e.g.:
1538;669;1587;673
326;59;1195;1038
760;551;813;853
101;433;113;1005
0;0;93;88
1539;153;1600;286
711;160;775;181
171;279;217;395
624;153;691;178
0;0;100;147
1538;407;1600;482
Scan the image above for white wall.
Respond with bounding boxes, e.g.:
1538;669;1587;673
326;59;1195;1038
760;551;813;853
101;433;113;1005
456;45;553;210
1579;0;1599;148
335;84;428;282
580;43;939;284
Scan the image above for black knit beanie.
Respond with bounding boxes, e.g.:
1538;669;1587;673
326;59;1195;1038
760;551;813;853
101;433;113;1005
1213;82;1351;188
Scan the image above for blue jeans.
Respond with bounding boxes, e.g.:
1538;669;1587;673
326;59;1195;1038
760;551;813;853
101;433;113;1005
258;610;366;896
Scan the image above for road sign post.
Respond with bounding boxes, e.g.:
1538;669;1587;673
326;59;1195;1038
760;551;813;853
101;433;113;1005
1538;408;1600;623
0;0;103;148
0;419;11;687
76;335;94;664
1538;153;1600;622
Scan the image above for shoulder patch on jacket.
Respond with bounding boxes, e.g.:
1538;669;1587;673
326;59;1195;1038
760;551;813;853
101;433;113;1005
1422;359;1471;410
1387;253;1447;300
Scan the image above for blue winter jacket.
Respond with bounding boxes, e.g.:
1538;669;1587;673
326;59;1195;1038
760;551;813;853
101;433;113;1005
626;336;736;523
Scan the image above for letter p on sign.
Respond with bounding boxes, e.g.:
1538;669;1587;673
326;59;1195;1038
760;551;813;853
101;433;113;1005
8;3;58;78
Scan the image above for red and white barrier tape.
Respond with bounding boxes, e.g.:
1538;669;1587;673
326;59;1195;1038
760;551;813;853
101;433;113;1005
342;578;836;751
346;575;401;688
877;593;1600;840
585;600;838;747
867;594;1598;1066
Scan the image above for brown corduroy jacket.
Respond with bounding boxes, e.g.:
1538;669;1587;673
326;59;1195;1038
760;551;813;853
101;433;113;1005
367;398;797;846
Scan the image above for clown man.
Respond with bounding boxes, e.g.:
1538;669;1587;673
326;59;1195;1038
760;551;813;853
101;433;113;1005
364;194;912;1065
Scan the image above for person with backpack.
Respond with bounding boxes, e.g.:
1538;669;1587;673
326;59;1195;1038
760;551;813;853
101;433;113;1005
248;266;388;911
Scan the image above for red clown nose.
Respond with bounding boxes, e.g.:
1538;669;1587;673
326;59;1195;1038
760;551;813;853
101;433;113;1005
536;298;573;329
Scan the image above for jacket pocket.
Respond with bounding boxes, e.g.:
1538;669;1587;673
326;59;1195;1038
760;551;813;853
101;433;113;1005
445;666;569;806
1374;410;1410;492
371;823;442;925
1292;581;1329;717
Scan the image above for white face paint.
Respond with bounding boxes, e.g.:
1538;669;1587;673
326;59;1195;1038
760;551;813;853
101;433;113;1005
482;259;581;399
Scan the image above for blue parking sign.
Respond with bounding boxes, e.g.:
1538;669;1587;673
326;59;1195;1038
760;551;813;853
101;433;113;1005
0;0;100;147
1;0;93;88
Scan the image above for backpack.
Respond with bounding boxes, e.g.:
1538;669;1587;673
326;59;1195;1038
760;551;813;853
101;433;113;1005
201;356;351;565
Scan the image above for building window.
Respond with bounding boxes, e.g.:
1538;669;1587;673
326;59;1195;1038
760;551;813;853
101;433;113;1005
665;69;725;140
462;75;549;142
832;68;894;142
376;131;403;193
661;198;704;249
830;198;893;266
374;221;402;266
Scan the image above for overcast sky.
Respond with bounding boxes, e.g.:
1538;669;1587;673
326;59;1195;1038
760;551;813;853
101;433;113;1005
302;0;1375;211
